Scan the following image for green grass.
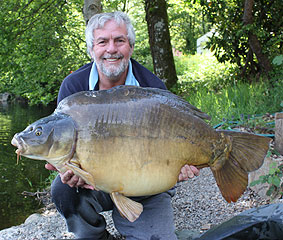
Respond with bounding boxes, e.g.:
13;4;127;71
172;53;283;126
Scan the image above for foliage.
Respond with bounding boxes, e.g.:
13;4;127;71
171;54;283;125
272;55;283;66
199;0;283;77
167;0;211;54
1;0;282;104
270;54;283;88
250;156;283;200
41;171;59;189
102;0;211;62
0;0;89;105
172;53;237;93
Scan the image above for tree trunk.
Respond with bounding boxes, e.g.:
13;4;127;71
145;0;178;89
83;0;102;24
243;0;272;75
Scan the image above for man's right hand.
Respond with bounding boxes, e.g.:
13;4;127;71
45;163;95;190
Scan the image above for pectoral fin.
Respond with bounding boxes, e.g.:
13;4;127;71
110;192;143;222
65;159;97;190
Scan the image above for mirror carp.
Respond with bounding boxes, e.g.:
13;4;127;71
11;86;270;222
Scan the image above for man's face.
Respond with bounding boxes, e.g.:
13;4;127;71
91;20;134;80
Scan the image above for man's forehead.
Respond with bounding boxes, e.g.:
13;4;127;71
94;20;127;37
95;34;127;41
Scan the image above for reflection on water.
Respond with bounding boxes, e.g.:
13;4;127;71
0;102;55;230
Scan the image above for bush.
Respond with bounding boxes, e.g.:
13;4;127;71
172;53;238;95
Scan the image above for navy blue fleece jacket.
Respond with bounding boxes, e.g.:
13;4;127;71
57;58;166;104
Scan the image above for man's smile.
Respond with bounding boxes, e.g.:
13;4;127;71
104;58;120;62
102;54;124;64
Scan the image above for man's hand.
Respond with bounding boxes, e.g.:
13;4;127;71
178;164;199;182
45;163;95;190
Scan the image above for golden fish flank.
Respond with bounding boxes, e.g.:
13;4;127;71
11;86;271;222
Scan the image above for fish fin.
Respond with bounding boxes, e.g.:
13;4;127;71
211;130;271;202
65;160;97;190
110;192;143;222
211;155;249;202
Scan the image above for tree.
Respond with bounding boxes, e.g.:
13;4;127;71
243;0;272;74
83;0;102;24
201;0;282;79
145;0;178;88
0;0;89;104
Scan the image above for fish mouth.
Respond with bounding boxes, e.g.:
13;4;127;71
11;135;27;164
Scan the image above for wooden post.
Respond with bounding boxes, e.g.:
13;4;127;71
275;112;283;155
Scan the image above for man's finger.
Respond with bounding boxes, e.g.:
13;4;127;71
68;175;79;187
186;166;194;178
77;177;86;187
45;163;57;171
61;170;74;184
189;165;200;176
83;184;95;190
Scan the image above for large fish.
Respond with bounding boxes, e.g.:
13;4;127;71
11;86;270;222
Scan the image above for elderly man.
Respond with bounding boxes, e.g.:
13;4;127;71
46;11;199;240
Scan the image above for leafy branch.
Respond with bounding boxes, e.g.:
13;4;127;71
250;156;283;199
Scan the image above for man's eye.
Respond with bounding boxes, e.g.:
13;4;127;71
97;41;106;45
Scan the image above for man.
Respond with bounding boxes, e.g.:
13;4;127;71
46;11;199;240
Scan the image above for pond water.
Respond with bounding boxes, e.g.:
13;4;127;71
0;102;55;230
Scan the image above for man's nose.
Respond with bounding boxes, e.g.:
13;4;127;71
106;40;117;53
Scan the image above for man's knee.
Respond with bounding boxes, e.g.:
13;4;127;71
51;175;113;215
51;175;79;215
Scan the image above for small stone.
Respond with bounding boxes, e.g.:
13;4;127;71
201;223;211;230
24;213;43;224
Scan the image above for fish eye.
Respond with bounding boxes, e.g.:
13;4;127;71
35;130;42;136
35;127;42;136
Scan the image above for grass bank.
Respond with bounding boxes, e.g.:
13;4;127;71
172;53;283;126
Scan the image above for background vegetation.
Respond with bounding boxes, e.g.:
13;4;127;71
0;0;282;205
0;0;282;118
172;54;282;125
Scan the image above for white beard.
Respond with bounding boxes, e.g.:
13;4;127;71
95;54;129;80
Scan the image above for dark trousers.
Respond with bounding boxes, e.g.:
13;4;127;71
51;175;177;240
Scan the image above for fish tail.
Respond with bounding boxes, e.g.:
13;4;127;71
210;130;271;203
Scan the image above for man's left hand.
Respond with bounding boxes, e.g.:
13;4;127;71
178;164;199;182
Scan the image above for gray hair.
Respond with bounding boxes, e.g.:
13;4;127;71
85;11;136;56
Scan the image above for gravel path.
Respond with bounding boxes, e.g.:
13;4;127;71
1;166;281;240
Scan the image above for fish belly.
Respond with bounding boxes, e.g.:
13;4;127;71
76;136;210;196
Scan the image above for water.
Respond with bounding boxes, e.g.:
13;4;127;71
0;102;55;230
